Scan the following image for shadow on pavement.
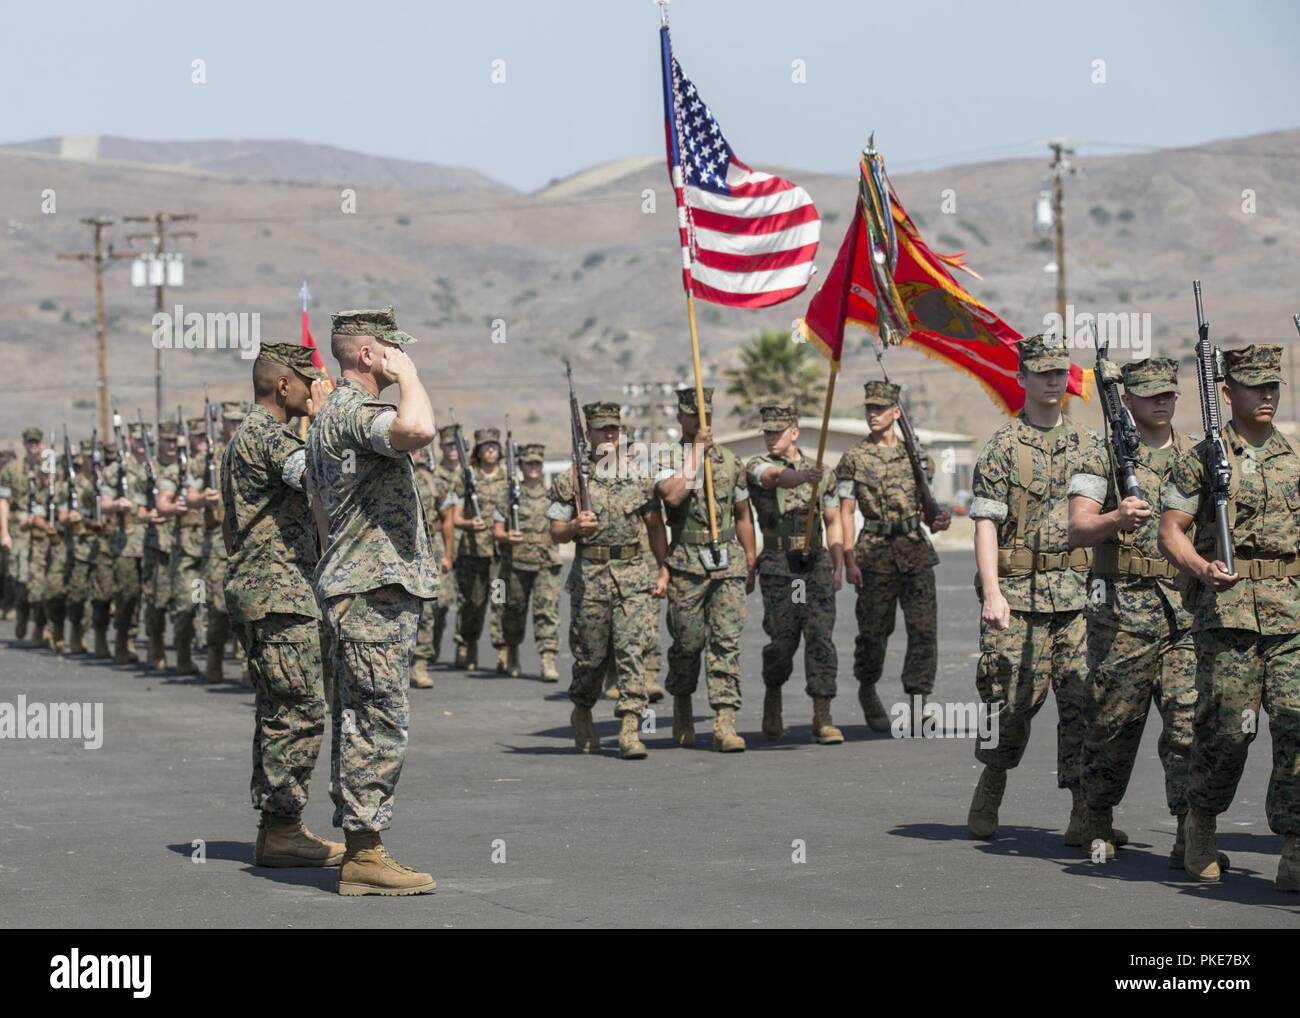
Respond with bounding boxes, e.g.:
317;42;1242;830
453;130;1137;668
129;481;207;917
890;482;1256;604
166;840;339;890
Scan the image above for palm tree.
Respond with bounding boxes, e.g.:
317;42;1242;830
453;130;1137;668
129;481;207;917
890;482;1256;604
723;329;826;428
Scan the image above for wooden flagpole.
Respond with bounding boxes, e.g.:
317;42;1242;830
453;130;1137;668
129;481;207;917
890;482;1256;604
686;292;725;569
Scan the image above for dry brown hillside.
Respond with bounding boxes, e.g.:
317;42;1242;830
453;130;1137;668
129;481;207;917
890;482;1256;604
1;130;1297;451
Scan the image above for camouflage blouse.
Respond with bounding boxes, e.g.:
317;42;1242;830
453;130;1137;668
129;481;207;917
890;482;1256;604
836;437;939;574
220;405;321;623
654;442;748;579
547;463;657;601
746;450;838;578
307;377;437;602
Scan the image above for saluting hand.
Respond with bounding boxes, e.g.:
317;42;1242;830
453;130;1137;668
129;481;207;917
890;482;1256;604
381;346;417;384
307;379;328;422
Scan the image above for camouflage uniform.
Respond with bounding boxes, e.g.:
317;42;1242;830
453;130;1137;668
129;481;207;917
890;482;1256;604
413;454;457;667
139;424;175;663
223;346;337;819
307;310;437;834
42;457;71;648
191;413;232;674
0;433;45;635
547;404;658;717
1069;357;1196;817
746;438;840;698
107;435;148;660
429;450;461;654
837;381;940;697
450;430;508;663
656;388;749;712
63;443;115;653
498;445;562;657
160;427;208;670
969;336;1100;786
1161;344;1300;837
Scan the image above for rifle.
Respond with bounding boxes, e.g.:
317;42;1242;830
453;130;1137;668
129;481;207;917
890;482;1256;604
62;424;79;515
203;390;217;492
564;358;592;513
1094;331;1142;500
44;424;55;535
112;405;129;530
138;410;159;512
1193;279;1234;575
90;428;103;526
505;414;521;533
874;344;940;525
448;409;482;522
175;405;189;497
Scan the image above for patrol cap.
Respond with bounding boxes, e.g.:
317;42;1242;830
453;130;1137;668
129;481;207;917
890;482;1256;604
220;400;247;421
257;341;328;383
759;405;798;431
157;420;179;439
863;381;901;408
583;401;622;430
21;427;42;443
1224;344;1284;387
186;417;207;435
474;427;501;448
676;386;714;414
78;439;94;457
518;443;545;464
1121;357;1179;397
127;422;146;439
1017;332;1072;373
330;305;417;346
437;424;460;445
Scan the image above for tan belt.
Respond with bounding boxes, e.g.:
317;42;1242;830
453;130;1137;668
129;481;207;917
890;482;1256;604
577;542;642;562
767;534;819;551
860;516;922;537
675;526;736;546
997;546;1091;576
1232;556;1300;580
1092;545;1177;580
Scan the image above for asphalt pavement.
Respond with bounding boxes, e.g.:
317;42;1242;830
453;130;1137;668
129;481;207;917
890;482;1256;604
1;550;1297;928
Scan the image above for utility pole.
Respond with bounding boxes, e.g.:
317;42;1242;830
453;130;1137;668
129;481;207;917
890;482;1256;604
622;381;681;446
1048;140;1075;335
124;212;197;423
57;218;137;437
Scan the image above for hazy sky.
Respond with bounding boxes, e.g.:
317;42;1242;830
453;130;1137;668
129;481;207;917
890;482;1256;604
2;0;1298;191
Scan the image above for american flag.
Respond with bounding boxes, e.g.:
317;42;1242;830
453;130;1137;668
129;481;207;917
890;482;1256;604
660;25;821;308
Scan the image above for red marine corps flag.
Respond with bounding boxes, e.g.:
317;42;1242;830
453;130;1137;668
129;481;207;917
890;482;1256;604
798;145;1089;415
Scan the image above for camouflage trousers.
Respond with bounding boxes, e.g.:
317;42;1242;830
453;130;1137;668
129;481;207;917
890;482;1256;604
456;555;502;651
497;558;561;655
113;555;143;636
323;584;420;833
569;587;654;717
26;537;50;601
415;566;458;662
1082;621;1195;814
1189;628;1300;835
974;608;1089;787
66;557;115;634
142;544;172;638
43;539;68;636
664;569;745;711
204;538;231;654
854;564;937;695
758;557;837;699
242;612;338;818
169;545;205;655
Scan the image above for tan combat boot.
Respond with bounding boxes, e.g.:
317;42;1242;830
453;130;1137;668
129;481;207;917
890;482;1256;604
1063;787;1088;846
968;765;1006;839
454;643;468;670
255;814;345;868
506;645;521;678
711;707;746;753
645;670;665;704
858;685;891;733
1083;806;1117;860
811;697;844;745
1277;834;1300;892
14;605;28;641
464;646;478;672
571;706;598;754
113;625;135;665
410;659;433;689
68;619;86;655
175;630;198;676
205;646;224;684
1184;808;1222;882
672;695;695;748
1170;813;1230;871
619;712;647;759
761;686;783;740
496;648;509;675
337;831;436;896
540;651;559;683
92;624;110;659
146;627;167;671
